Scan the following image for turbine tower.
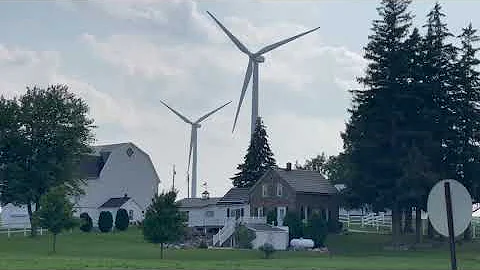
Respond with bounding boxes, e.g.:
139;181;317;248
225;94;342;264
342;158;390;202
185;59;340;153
207;11;320;136
160;100;231;198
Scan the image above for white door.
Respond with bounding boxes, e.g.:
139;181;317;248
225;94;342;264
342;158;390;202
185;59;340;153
277;206;286;226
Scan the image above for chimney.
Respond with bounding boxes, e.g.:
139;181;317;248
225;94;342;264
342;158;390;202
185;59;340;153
286;162;292;171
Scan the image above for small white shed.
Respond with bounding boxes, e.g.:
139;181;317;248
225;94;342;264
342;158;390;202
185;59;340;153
0;203;32;229
247;223;289;250
97;196;144;225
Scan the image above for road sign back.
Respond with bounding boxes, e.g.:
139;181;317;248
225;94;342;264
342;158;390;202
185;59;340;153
427;179;472;237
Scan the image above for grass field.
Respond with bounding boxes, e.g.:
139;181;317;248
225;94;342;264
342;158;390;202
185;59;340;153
1;228;479;270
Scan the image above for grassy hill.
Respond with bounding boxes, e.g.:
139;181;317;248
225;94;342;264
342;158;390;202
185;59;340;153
0;227;479;269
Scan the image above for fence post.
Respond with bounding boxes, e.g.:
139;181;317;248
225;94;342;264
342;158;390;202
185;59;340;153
7;228;10;238
23;226;27;237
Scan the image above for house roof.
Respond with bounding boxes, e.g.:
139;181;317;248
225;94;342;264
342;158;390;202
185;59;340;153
217;188;250;204
274;168;337;194
177;197;221;208
99;197;131;208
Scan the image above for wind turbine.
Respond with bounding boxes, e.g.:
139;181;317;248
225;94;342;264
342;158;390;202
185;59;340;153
207;11;320;136
160;100;231;198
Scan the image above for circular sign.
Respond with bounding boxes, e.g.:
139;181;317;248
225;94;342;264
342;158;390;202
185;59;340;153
427;179;472;237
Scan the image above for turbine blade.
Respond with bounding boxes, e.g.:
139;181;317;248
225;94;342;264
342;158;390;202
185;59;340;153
187;128;194;174
232;59;253;133
256;26;320;55
206;11;251;55
160;100;193;124
196;101;232;124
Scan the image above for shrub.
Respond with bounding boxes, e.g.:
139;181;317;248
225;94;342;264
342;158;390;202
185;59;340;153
98;211;113;233
283;211;303;239
259;243;275;259
327;219;343;233
115;208;129;231
304;213;328;247
234;224;255;249
198;240;208;249
266;210;277;226
79;212;93;232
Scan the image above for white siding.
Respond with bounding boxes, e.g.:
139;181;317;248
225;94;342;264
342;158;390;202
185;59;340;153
0;204;32;229
76;143;160;212
251;229;289;250
182;204;250;227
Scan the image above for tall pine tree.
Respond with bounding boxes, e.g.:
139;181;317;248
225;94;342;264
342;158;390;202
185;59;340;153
341;0;413;245
451;23;480;201
232;117;276;188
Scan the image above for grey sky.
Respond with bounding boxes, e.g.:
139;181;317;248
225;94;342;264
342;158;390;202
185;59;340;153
0;0;478;199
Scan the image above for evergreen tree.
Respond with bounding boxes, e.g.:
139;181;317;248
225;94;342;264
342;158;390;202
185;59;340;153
143;191;185;259
115;208;129;231
341;0;413;245
231;117;276;188
450;23;480;202
421;3;457;180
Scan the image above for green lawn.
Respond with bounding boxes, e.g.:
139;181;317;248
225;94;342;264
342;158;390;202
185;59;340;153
0;228;479;270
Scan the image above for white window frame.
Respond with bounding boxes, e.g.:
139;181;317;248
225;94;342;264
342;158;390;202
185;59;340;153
262;184;268;197
128;210;134;220
257;207;264;217
277;184;283;197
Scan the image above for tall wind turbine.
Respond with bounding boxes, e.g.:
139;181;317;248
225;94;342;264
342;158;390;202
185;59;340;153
160;100;231;198
207;11;320;136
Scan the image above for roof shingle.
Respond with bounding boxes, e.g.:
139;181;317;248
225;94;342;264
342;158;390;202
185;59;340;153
217;188;250;204
274;168;337;194
99;197;131;208
177;197;221;208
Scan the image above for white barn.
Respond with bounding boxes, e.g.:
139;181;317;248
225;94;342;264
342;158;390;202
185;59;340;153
1;142;160;228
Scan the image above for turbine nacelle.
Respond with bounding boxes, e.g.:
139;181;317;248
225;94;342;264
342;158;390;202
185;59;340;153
253;55;265;63
193;123;201;128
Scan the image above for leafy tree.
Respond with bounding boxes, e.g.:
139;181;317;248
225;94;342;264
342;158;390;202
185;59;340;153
33;186;77;253
0;85;95;236
283;212;303;240
303;213;328;248
231;117;276;188
98;211;113;233
79;212;93;232
143;191;185;259
341;0;414;246
233;224;255;249
115;208;129;231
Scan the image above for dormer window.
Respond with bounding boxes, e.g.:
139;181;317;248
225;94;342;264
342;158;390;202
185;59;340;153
262;184;268;197
277;184;283;197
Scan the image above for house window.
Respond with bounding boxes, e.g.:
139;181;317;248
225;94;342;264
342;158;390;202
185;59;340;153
205;210;214;218
227;208;230;217
262;184;268;197
276;184;283;197
241;208;244;217
128;210;134;220
257;207;264;217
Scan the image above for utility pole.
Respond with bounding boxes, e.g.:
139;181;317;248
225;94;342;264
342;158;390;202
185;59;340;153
171;164;176;192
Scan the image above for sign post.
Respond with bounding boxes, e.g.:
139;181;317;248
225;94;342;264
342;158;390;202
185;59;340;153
444;182;457;270
427;179;472;270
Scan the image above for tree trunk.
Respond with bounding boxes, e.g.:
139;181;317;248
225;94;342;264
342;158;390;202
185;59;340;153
463;222;472;241
415;207;422;243
404;207;413;234
26;203;37;237
52;233;57;253
391;202;401;247
160;243;164;259
427;218;434;239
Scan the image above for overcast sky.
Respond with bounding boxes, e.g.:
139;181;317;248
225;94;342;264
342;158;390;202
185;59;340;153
1;0;479;199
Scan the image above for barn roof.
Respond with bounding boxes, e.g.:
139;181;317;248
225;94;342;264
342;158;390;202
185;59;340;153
99;197;131;208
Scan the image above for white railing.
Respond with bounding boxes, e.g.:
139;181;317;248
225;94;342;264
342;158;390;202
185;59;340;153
340;212;392;232
0;223;46;238
213;218;236;247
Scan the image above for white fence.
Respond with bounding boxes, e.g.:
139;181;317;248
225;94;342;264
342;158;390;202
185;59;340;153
0;222;47;238
340;213;480;238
